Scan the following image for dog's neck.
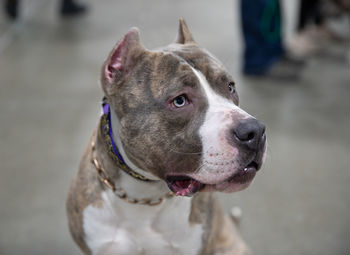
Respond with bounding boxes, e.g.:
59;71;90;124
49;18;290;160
109;109;170;201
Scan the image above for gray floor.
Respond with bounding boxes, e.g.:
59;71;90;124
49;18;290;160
0;1;349;254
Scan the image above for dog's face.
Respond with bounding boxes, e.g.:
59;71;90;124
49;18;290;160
101;20;266;196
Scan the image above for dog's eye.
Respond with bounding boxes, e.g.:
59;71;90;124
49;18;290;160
173;95;187;108
228;82;236;94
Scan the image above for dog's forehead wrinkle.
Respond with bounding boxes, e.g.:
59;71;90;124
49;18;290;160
134;49;225;101
134;52;188;98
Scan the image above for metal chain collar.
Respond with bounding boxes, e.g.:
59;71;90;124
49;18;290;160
91;141;174;206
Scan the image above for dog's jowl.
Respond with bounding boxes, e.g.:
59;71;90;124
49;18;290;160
66;19;266;255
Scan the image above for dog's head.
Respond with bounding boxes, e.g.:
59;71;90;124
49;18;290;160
101;19;266;196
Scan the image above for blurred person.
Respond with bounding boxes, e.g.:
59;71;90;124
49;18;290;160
241;0;303;79
289;0;350;57
289;0;329;57
3;0;87;20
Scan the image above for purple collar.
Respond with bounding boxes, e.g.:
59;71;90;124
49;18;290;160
102;101;125;164
101;99;154;182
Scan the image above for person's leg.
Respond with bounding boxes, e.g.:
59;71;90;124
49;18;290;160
60;0;87;16
4;0;19;19
298;0;322;31
313;0;324;27
241;0;284;75
298;0;313;31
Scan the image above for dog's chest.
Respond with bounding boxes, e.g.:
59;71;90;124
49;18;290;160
83;191;204;255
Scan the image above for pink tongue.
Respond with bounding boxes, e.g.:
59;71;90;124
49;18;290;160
174;179;199;196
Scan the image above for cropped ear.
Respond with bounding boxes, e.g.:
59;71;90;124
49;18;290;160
175;18;196;44
102;27;145;94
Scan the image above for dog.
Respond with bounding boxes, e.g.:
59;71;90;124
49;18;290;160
66;19;267;255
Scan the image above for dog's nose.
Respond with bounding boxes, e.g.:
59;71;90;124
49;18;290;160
234;118;266;150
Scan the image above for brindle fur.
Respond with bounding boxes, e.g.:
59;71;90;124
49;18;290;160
67;19;251;255
67;125;251;254
101;22;241;180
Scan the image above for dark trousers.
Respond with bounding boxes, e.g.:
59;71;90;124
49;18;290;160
241;0;285;75
298;0;324;31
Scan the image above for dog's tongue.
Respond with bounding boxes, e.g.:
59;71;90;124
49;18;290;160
167;178;203;197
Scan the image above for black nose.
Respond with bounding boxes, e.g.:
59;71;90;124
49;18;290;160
234;118;266;150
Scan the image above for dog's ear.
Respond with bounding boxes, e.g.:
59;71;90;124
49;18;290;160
175;18;195;44
102;27;145;94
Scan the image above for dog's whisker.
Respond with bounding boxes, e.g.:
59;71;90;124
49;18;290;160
193;162;207;174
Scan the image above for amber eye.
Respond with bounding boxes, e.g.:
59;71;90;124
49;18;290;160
173;95;187;108
228;82;236;94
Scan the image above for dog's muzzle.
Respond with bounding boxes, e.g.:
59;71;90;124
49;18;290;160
166;118;266;197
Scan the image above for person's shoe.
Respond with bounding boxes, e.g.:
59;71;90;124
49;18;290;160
61;1;87;17
265;56;304;81
4;0;19;20
244;55;304;81
287;31;321;58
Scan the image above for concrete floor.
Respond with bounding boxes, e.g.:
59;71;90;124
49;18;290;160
0;1;349;254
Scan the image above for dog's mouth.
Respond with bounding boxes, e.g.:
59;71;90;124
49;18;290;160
166;161;260;197
166;175;205;197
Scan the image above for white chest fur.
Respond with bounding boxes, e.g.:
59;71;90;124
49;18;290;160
83;190;204;255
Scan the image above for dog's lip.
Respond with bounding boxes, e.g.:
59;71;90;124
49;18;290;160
228;161;258;184
166;160;259;196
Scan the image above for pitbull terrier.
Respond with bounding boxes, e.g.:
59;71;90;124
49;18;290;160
66;19;266;255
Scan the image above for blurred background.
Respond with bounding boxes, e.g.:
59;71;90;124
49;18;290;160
0;0;349;254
